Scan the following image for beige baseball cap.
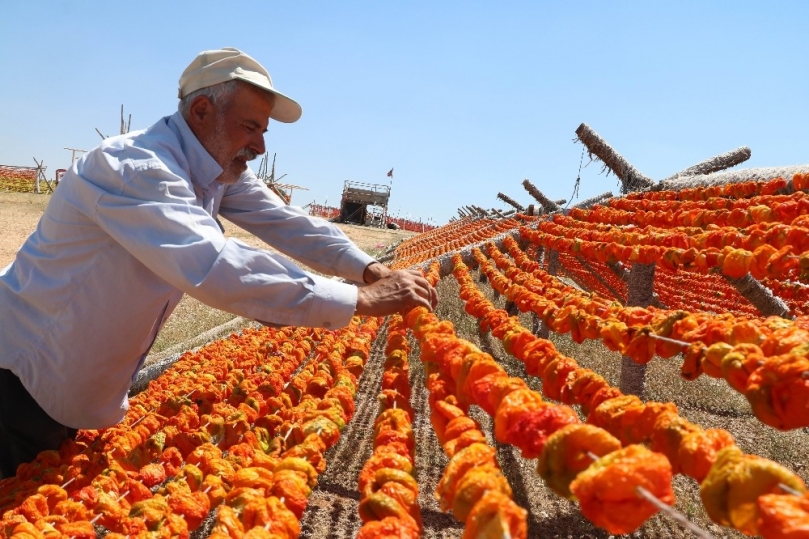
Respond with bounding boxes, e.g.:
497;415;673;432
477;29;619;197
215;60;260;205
178;47;302;123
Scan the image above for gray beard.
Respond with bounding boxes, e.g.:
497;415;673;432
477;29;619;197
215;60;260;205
210;113;258;185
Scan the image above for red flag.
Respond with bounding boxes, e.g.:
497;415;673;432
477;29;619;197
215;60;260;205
387;168;394;179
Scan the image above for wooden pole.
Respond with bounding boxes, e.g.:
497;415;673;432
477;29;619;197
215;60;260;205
620;262;656;396
724;274;792;318
535;249;560;339
575;123;655;193
661;146;751;183
496;192;525;212
572;191;614;209
657;164;809;192
574;256;627;305
522;179;561;213
567;122;659;395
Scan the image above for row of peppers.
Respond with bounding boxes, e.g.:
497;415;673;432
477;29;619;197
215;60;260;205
1;326;318;509
392;214;539;264
449;253;809;537
404;280;531;539
355;314;421;538
555;252;627;303
359;267;533;537
622;176;793;203
573;188;808;230
391;217;524;271
484;236;809;431
557;251;763;318
0;318;379;538
407;261;677;535
524;222;809;282
652;265;762;317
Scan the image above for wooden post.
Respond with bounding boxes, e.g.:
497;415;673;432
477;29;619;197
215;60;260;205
574;256;627;305
496;192;525;212
620;262;656;396
660;146;751;183
724;274;792;318
572;191;614;209
32;158;53;194
575;123;655;193
522;179;561;213
535;249;559;339
657;164;809;192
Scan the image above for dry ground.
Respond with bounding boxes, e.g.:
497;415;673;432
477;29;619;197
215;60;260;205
2;191;807;538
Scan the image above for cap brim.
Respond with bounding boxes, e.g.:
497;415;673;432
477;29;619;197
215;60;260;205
237;76;301;123
267;89;302;123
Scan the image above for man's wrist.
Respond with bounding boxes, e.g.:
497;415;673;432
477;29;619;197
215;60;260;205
363;261;389;284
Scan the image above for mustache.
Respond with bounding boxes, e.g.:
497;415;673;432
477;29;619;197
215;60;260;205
237;148;258;161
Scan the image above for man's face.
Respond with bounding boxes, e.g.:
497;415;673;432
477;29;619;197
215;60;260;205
200;83;273;184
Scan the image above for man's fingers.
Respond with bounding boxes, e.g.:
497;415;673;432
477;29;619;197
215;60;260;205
356;269;439;316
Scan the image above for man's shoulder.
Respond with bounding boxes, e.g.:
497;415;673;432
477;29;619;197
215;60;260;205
98;117;188;174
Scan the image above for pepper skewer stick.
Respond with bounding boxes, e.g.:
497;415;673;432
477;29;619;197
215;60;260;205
583;452;716;539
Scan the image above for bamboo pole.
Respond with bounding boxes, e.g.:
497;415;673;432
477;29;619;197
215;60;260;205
574;123;654;193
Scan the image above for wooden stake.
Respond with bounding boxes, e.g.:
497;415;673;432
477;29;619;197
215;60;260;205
496;192;525;212
522;179;561;213
661;146;751;183
575;123;654;194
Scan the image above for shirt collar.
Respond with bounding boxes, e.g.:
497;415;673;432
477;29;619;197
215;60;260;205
167;111;223;189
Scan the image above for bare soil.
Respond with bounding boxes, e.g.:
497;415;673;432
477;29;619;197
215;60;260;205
2;191;806;538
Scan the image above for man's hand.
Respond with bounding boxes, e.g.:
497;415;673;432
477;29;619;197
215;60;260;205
355;268;438;317
363;261;391;284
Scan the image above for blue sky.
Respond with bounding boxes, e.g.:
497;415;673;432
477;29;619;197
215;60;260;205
2;2;808;224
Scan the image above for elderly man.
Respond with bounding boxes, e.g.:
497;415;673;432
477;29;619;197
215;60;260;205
0;47;437;479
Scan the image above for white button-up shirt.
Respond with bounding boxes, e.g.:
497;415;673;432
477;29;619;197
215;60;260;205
0;111;375;429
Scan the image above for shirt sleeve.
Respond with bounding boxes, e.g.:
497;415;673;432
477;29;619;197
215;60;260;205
219;171;377;284
84;151;358;330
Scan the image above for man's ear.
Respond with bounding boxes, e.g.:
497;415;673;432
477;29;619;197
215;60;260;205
186;95;215;131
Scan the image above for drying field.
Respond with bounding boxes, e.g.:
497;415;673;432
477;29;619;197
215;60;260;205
1;187;809;538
